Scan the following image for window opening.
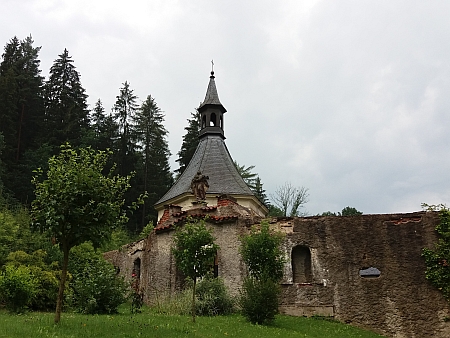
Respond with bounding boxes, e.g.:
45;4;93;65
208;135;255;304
210;113;217;126
202;115;206;128
292;245;312;283
220;115;223;129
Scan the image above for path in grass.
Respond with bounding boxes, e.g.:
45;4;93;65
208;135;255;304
0;310;386;338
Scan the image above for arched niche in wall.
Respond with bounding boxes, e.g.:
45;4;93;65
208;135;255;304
291;245;312;283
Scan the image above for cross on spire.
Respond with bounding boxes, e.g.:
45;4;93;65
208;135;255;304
211;60;214;72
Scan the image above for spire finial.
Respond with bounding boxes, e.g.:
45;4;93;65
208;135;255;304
211;60;214;77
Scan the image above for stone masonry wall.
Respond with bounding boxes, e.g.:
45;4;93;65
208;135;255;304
278;211;450;338
105;209;450;337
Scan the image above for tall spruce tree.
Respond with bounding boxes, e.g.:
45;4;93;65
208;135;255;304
253;176;268;206
134;95;173;228
112;81;139;177
90;99;118;152
111;82;142;233
44;49;90;150
175;110;200;176
0;36;45;202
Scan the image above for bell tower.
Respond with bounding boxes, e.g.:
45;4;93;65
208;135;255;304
198;70;227;139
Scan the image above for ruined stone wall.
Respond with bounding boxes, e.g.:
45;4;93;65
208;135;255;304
278;211;450;338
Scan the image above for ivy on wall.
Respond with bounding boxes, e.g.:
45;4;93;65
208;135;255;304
422;204;450;300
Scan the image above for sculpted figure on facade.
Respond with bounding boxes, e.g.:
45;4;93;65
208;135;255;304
191;171;209;200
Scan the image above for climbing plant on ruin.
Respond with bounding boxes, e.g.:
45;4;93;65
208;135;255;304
422;203;450;300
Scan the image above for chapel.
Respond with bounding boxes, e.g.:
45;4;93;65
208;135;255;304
105;71;450;338
154;70;267;220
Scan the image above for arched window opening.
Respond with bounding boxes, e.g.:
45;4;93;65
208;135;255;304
220;115;223;129
202;115;206;128
292;245;312;283
210;113;217;126
359;267;381;279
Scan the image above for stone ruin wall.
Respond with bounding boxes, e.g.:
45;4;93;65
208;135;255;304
278;211;450;338
105;210;450;337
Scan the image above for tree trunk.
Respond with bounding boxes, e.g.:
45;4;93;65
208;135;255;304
192;277;196;323
15;103;24;163
55;244;69;324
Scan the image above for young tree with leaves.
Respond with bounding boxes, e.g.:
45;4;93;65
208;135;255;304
31;144;144;324
44;49;90;150
172;218;219;323
175;110;201;177
240;221;285;324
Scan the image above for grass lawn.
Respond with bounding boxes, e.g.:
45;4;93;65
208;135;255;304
0;307;386;338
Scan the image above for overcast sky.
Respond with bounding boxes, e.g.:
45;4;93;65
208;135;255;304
2;0;450;215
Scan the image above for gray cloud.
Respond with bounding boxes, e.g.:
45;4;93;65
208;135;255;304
2;0;450;215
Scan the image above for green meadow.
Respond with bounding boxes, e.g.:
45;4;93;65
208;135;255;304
0;307;385;338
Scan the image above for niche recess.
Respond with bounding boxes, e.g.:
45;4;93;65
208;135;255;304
291;245;312;283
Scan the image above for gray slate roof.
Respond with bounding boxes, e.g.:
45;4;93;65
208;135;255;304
198;72;224;109
156;135;254;205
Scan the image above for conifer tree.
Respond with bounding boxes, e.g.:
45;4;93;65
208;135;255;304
175;110;200;176
44;49;89;150
112;81;139;177
90;99;118;151
0;36;45;202
253;176;268;206
134;95;173;228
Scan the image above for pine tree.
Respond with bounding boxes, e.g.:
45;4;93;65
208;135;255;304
44;49;89;150
112;81;139;177
0;36;45;203
234;161;258;192
175;110;201;176
134;95;173;228
90;99;118;151
253;176;268;206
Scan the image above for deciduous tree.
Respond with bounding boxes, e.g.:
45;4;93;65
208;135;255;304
31;144;143;323
240;221;285;324
271;182;309;217
172;218;219;323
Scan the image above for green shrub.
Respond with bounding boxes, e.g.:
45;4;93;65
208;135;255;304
239;221;285;324
239;277;280;325
195;275;234;316
0;265;38;313
71;257;127;314
5;250;61;311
